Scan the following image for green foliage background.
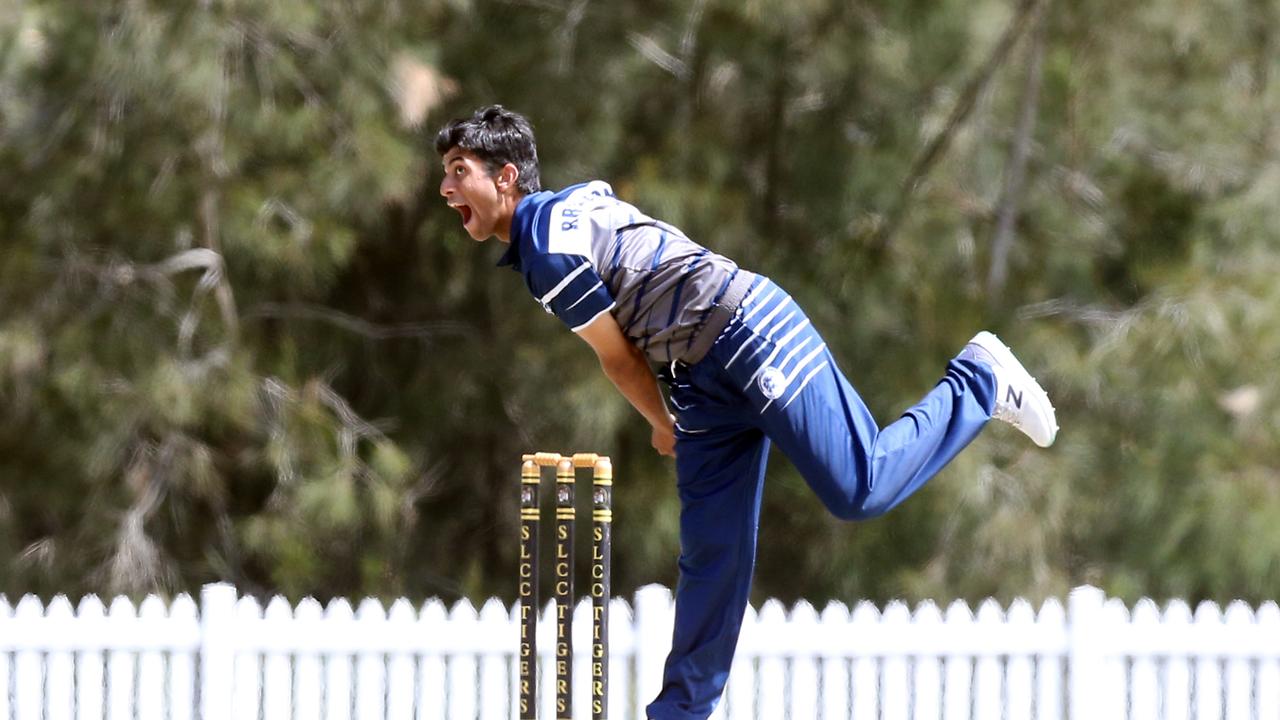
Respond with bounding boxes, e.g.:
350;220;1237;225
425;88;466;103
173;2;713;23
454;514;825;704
1;0;1277;609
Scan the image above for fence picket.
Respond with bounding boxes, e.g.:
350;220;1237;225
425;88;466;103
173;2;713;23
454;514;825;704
1005;599;1035;720
294;597;325;720
912;602;943;720
75;595;105;720
199;584;236;720
635;585;673;719
15;596;44;720
852;601;880;720
325;598;357;720
169;594;197;720
386;599;417;720
0;597;10;720
1224;601;1253;720
479;598;510;720
1101;599;1129;720
418;599;448;720
1035;599;1065;720
137;595;169;720
608;597;632;720
1195;601;1225;720
882;601;911;720
107;596;137;720
356;598;389;720
46;597;76;720
1130;599;1162;720
821;601;852;720
789;601;821;720
1163;600;1194;720
1068;587;1104;720
757;600;788;719
1258;602;1280;720
232;595;263;720
262;597;294;720
973;600;1004;720
449;599;479;719
943;600;973;720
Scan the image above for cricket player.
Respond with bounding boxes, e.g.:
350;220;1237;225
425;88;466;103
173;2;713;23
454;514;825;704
436;105;1058;720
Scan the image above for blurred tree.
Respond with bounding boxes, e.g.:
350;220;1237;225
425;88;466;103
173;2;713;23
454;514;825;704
0;0;1277;610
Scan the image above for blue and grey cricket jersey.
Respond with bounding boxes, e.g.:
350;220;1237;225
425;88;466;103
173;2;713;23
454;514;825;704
499;181;755;364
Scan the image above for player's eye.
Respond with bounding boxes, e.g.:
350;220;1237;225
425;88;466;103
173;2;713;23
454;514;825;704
454;166;464;175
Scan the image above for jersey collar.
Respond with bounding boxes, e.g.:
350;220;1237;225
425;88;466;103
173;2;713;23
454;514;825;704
497;192;550;271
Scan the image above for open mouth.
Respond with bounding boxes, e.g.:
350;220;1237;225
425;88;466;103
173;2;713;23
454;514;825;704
453;204;473;226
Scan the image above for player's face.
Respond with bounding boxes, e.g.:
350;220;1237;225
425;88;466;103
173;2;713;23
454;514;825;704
439;148;505;242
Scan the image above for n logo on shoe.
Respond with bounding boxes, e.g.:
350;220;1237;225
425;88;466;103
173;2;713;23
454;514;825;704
1006;385;1023;409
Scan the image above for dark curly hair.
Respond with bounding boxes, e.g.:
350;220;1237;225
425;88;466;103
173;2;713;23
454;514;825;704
434;105;542;194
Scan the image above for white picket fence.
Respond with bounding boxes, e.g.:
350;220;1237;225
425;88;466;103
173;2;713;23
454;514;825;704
1;584;1279;719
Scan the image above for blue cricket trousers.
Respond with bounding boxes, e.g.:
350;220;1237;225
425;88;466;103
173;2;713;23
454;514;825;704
646;276;997;720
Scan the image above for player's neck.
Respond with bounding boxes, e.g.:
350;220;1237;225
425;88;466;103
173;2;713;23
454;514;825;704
495;191;525;243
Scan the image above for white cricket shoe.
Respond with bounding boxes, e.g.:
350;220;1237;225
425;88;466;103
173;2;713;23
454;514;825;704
960;331;1059;448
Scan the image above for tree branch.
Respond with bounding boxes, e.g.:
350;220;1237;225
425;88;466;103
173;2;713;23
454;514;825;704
555;0;591;75
244;302;473;340
987;5;1049;302
871;0;1049;254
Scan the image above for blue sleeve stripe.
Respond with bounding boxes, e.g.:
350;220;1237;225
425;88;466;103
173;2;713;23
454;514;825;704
538;261;591;304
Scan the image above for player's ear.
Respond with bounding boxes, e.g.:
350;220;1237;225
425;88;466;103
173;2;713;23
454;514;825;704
497;162;520;192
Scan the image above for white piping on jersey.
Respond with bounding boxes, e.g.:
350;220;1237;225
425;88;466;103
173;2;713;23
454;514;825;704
564;281;604;312
735;341;771;374
723;288;779;369
539;262;592;306
741;317;811;391
773;337;814;376
724;328;759;368
730;302;794;377
737;281;762;310
776;318;811;348
761;344;827;413
737;287;778;325
751;296;791;336
570;302;617;333
782;361;830;411
763;310;797;341
675;422;710;434
787;343;828;386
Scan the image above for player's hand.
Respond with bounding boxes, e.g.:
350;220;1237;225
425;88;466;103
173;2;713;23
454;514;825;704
651;416;677;458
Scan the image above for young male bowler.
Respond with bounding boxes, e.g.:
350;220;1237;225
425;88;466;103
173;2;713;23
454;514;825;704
436;105;1058;720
